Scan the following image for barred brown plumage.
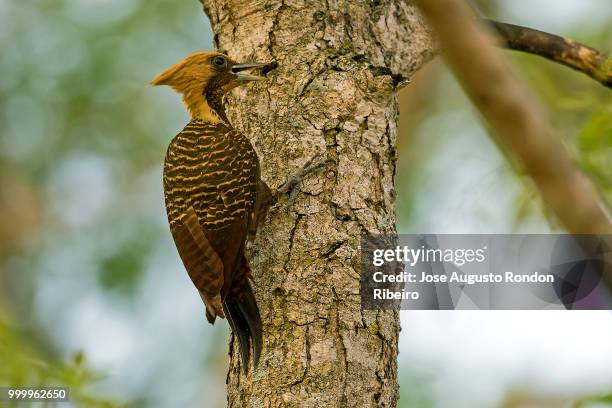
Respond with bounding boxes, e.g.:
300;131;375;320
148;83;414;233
164;120;258;230
151;51;274;372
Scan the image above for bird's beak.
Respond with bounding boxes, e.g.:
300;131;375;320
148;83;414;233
231;62;268;82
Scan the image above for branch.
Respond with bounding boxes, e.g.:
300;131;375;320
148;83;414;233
486;19;612;88
412;0;612;235
412;0;612;296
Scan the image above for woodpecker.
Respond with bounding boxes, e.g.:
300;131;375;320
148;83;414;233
151;51;273;370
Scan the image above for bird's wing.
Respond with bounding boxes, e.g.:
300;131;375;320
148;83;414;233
191;125;259;231
170;207;225;322
164;121;259;231
164;121;259;316
164;121;265;369
191;125;263;369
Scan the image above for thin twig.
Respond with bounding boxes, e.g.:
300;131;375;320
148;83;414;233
485;19;612;88
414;0;612;293
415;0;612;296
412;0;612;235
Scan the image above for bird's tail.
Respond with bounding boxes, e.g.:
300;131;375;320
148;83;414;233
223;283;262;372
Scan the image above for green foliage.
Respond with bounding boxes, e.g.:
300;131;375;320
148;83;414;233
500;30;612;227
575;392;612;407
0;0;215;405
0;314;125;407
396;371;434;408
578;108;612;194
97;222;160;295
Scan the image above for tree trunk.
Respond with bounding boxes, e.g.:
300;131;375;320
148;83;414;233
198;1;433;406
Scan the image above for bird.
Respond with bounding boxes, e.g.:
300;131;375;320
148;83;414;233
151;51;273;371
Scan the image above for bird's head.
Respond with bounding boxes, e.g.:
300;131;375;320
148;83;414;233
151;51;267;122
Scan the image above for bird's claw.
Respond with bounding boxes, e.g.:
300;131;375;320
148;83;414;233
275;154;334;208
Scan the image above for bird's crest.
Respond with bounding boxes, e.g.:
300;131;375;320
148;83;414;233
151;51;223;122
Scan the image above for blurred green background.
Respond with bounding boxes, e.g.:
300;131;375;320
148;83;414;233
0;0;610;407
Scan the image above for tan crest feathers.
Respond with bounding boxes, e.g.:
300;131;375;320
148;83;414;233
150;59;187;86
150;51;222;87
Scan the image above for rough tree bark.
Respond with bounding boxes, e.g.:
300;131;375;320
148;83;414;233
198;0;433;406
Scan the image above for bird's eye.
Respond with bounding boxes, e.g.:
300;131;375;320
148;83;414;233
211;56;226;68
